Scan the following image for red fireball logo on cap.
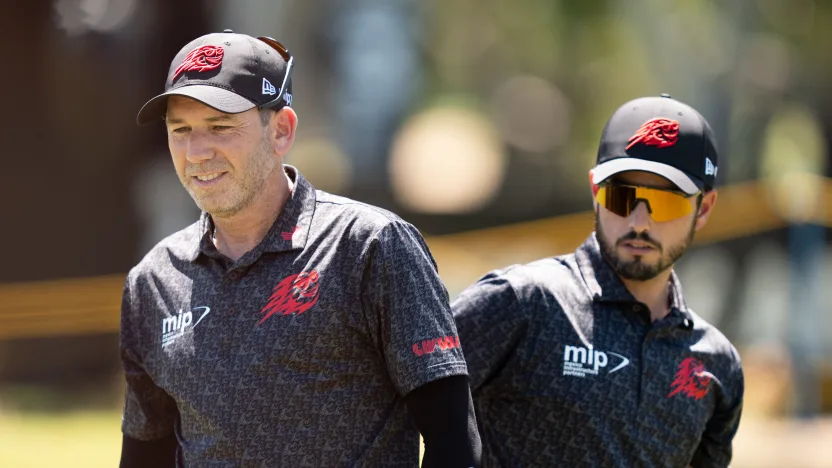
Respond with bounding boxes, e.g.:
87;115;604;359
626;118;679;150
173;45;225;81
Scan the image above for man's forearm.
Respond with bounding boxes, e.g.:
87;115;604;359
404;375;482;467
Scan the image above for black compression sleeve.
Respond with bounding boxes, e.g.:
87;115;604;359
120;433;178;468
404;375;482;468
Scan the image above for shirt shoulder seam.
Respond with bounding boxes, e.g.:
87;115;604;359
315;199;401;223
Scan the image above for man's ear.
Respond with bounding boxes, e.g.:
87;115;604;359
589;170;600;197
589;169;600;211
269;107;298;157
694;189;718;232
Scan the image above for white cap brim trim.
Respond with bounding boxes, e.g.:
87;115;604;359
591;158;701;195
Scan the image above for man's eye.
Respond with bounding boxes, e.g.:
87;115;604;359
212;126;232;132
171;127;190;134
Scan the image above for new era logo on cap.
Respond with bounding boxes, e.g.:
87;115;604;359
262;78;276;95
705;158;717;177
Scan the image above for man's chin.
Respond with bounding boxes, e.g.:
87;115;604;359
616;250;659;265
612;258;667;281
192;197;237;217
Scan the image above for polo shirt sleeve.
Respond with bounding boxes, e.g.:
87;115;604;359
120;273;179;441
361;221;468;396
451;270;528;392
689;348;745;468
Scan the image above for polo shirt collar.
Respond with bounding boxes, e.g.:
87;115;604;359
576;233;693;325
188;165;316;262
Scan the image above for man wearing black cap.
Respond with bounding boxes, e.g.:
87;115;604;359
120;30;480;467
452;94;744;467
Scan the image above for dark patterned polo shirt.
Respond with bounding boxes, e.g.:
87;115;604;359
120;166;467;467
452;234;743;468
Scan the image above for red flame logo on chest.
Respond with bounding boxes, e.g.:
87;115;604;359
668;357;712;400
173;45;225;81
259;271;321;324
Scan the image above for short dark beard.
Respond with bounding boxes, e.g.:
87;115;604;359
595;211;696;281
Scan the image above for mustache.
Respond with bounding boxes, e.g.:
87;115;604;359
616;230;662;250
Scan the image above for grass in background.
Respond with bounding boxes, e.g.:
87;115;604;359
0;383;123;468
0;409;121;468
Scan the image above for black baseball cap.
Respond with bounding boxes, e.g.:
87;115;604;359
137;29;293;125
591;94;718;195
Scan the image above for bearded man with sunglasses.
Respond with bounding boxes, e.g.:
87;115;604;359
452;94;744;467
119;30;480;468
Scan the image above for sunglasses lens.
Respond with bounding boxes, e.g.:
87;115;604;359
597;185;635;217
595;185;694;222
258;36;290;61
637;187;694;222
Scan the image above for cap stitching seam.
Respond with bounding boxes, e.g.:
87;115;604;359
246;38;261;103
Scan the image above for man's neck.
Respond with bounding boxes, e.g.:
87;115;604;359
620;269;673;322
212;168;293;262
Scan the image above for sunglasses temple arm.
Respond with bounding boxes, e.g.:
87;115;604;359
259;56;294;110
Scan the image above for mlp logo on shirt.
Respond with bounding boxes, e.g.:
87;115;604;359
161;306;211;347
562;344;630;378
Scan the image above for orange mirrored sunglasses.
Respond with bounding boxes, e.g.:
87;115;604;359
595;184;699;222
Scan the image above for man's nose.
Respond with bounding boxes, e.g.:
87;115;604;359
185;132;215;164
628;200;652;233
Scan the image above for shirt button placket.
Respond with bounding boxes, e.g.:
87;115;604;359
632;301;651;409
639;327;659;411
226;269;241;282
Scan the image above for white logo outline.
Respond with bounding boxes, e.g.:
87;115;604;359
705;158;717;177
607;352;630;374
192;306;211;327
262;78;276;95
